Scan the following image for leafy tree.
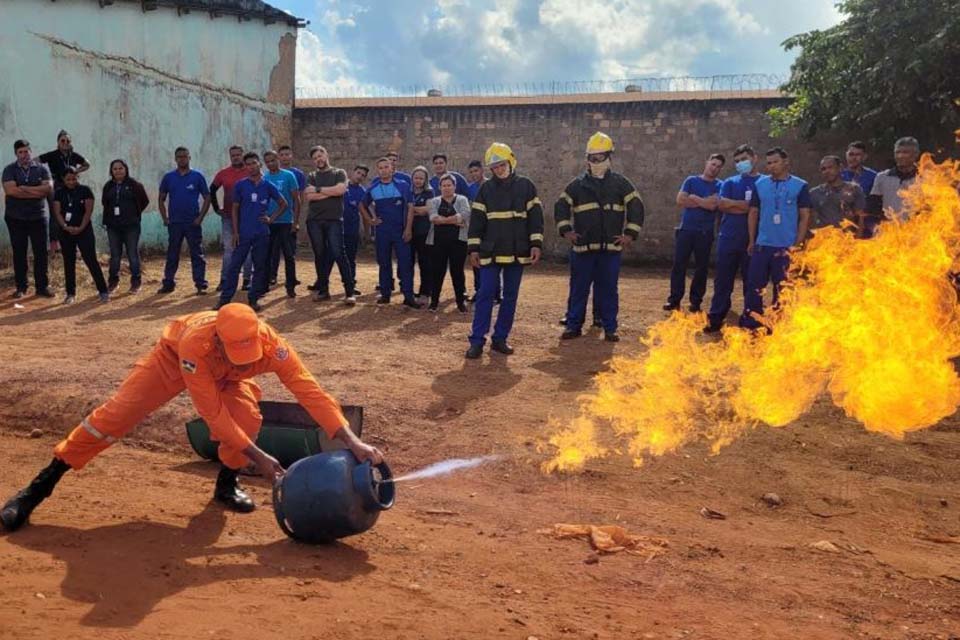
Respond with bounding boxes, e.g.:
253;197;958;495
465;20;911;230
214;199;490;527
769;0;960;154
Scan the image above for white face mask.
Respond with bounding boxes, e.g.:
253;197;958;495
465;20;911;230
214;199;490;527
588;158;611;178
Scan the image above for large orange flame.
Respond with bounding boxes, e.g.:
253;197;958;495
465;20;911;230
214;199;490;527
544;156;960;473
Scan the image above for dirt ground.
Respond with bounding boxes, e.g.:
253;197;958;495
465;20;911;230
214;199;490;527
1;252;959;640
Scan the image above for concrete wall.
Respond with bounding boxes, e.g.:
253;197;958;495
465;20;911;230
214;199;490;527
293;96;842;263
0;0;296;250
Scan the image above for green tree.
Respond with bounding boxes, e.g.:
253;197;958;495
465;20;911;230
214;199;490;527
769;0;960;153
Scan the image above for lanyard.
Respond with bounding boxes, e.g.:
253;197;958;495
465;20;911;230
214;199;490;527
18;164;32;183
773;179;788;218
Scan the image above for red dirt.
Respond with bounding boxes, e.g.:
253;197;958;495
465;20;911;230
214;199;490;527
1;255;958;639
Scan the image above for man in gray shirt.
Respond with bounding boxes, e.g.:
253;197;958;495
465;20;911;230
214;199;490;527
303;145;356;304
866;136;919;235
809;155;867;236
2;139;54;298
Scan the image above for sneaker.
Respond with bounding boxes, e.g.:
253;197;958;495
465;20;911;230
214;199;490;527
467;293;477;303
63;294;75;305
308;282;319;291
560;329;582;340
376;296;390;305
36;288;55;298
558;316;568;326
107;280;120;292
344;295;357;306
456;301;468;313
12;290;25;299
286;289;297;299
157;284;175;294
465;344;483;359
248;300;262;312
428;303;438;313
352;288;363;297
196;286;208;296
315;292;331;302
241;279;251;291
592;319;604;329
662;302;679;311
269;279;278;287
604;332;621;343
490;340;514;355
689;304;702;313
403;298;423;310
215;283;223;292
703;324;723;334
129;283;142;294
98;292;110;303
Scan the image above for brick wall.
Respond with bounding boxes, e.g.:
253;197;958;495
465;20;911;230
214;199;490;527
293;96;840;263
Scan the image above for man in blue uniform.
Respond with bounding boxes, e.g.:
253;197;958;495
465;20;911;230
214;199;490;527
216;152;288;312
342;165;368;296
263;150;301;298
705;145;760;333
158;147;211;295
360;157;421;308
665;153;725;312
740;147;812;330
430;154;470;196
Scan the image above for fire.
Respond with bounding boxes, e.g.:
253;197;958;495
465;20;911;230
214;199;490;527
544;156;960;473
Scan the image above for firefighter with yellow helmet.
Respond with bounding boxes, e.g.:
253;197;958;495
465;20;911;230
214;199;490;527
554;132;644;342
465;142;544;359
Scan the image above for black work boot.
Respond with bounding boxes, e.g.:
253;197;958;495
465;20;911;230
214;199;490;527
213;466;256;513
1;458;71;532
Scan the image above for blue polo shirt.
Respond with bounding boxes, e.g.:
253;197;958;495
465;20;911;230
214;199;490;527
286;166;307;192
840;167;877;196
678;175;721;233
429;171;470;198
717;173;760;251
264;169;298;224
467;180;483;202
233;177;281;239
750;175;812;248
370;171;410;188
343;182;366;237
411;187;435;236
159;169;209;224
363;179;411;232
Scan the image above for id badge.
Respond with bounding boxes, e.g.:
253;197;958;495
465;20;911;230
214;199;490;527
114;206;121;217
65;212;73;222
251;193;258;202
745;190;752;201
773;214;782;225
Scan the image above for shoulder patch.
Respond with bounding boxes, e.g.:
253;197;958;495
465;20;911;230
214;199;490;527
275;347;289;362
181;359;197;374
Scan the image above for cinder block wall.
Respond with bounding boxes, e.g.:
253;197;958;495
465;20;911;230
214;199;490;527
293;97;840;264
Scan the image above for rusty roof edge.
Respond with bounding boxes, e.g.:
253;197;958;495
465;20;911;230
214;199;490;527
294;89;789;109
102;0;306;27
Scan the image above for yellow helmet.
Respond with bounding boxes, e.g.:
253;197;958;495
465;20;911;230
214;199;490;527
586;132;614;156
484;142;516;170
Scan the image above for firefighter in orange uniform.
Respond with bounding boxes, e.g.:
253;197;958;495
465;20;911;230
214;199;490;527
1;303;383;532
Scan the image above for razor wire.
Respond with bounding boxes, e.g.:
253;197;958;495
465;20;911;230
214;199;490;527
295;74;788;100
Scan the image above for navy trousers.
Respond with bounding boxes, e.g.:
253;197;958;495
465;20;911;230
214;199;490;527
668;228;713;307
163;222;206;289
219;233;271;304
343;231;360;287
740;245;790;329
375;226;413;299
567;251;620;333
469;263;523;347
707;243;750;329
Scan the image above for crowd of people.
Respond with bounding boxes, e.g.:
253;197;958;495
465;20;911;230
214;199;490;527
3;130;920;356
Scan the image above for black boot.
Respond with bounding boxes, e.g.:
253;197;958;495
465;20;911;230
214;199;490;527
213;466;255;513
1;458;71;532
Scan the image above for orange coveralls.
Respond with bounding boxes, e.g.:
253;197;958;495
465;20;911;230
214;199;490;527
53;311;348;470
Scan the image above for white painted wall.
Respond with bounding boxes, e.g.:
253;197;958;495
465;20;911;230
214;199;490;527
0;0;295;249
